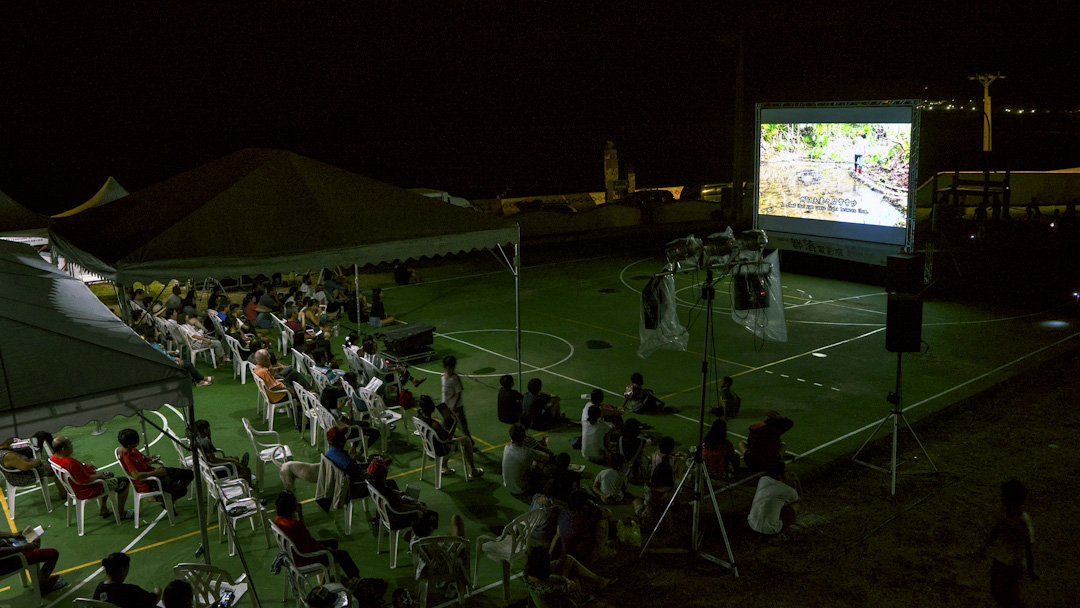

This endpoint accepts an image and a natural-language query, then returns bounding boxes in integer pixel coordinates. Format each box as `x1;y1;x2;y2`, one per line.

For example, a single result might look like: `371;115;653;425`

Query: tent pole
515;225;522;389
187;403;213;565
354;264;360;325
115;282;132;324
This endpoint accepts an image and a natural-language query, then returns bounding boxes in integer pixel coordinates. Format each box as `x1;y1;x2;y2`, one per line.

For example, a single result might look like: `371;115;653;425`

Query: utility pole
968;73;1005;151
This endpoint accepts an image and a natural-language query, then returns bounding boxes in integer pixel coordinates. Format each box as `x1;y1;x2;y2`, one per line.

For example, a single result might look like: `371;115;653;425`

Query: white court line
789;330;1080;463
45;511;167;608
383;252;624;289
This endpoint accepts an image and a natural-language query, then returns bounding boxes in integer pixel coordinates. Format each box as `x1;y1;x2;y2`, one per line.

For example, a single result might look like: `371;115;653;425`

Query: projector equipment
886;253;925;295
732;262;772;311
642;277;666;330
736;229;768;254
886;293;922;353
375;323;436;363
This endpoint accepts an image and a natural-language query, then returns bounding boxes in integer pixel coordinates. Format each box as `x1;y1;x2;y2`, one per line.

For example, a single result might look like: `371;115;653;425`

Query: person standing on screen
853;132;867;175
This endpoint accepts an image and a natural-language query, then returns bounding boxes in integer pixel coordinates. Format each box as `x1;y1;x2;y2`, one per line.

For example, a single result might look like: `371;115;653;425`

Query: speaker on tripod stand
885;254;924;353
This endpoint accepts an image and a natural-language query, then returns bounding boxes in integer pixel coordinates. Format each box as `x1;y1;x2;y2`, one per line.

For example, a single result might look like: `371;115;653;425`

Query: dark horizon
3;2;1079;214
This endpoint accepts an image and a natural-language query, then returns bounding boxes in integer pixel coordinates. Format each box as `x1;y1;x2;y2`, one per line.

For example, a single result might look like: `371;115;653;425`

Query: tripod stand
852;351;938;495
639;267;739;576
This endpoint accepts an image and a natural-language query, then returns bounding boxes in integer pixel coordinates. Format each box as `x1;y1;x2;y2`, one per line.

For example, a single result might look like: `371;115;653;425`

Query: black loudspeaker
886;293;923;352
732;273;770;310
886;253;924;295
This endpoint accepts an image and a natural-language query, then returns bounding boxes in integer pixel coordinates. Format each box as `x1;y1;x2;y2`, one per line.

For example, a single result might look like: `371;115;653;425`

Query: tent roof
51;149;518;283
0;188;52;237
0;239;192;438
52;176;130;218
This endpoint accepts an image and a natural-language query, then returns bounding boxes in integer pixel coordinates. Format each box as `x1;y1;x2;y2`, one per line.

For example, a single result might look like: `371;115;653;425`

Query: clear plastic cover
637;271;689;358
729;250;788;342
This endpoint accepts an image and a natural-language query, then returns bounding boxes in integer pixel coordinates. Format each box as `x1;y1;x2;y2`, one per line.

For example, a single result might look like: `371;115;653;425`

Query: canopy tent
0;188;52;238
49;148;519;284
51;176;130;218
0;238;193;438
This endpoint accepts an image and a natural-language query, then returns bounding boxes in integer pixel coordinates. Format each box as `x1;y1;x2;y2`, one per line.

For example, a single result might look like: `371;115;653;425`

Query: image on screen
758;122;911;229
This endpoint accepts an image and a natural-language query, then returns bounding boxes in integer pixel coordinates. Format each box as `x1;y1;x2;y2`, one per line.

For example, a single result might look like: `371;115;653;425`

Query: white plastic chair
366;481;416;569
271;314;293;355
224;335;248;384
291;349;314;389
47;460;121;536
209;313;228;340
241;417;292;493
0;551;39;605
411;536;472;608
293;383;322;447
342;346;366;380
114;447;175;528
472;509;547;601
178;324;219;368
0;460;53;518
269;522;337;608
359;356;401;396
252;370;297;433
173;563;249;608
202;466;271;556
362;391;403;453
413;417;469;490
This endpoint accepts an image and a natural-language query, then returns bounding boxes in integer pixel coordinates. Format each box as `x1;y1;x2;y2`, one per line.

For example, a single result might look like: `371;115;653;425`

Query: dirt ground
584;346;1080;608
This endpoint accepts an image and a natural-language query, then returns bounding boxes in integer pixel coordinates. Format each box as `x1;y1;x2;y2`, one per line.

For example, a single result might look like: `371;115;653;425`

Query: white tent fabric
0;239;192;437
49;149;519;284
51;176;130;218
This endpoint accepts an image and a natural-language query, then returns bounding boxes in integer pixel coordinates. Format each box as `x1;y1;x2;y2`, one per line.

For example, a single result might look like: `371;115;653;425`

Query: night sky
3;2;1079;215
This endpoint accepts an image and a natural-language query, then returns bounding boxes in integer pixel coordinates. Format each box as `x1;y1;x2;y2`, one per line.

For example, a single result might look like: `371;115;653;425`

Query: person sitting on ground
93;552;160;608
622;372;668;414
739;410;795;471
523;378;566;430
415;396;484;478
581;405;614;463
50;436;132;520
502;423;550;495
747;461;800;541
529;479;564;548
0;526;66;596
164;285;183;314
161;579;193;608
713;375;742;418
497;374;524;424
581;388;625;429
273;492;362;589
193;420;252;484
518;413;552;454
117;428;193;509
392;260;419;286
523;546;611;608
368;288;397;326
0;436;65;502
140;326;213;386
650;436;687;480
366;460;438;539
701;419;739;479
592;453;627;505
634;462;675;532
542;452;582;492
552;489;606;565
175;312;226;363
617;419;651;484
977;479;1039;607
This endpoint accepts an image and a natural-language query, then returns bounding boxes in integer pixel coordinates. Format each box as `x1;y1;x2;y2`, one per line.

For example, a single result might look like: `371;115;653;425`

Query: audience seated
194;420;252;483
161;579;193;608
522;378;566;430
164;286;183;314
649;436;686;480
364;338;425;388
117;428;194;509
739;411;794;471
50;436;132;520
93;552;161;608
580;406;614;463
634;462;675;532
497;374;524;424
175;312;226;363
367;461;438;539
253;349;304;425
517;414;552;455
581;389;624;429
552;489;606;564
747;461;800;541
502;424;549;495
0;527;66;595
0;436;64;502
616;419;651;484
273;491;362;588
701;420;739;479
141;326;213;386
622;372;667;414
368;288;396;326
415;396;483;478
523;546;610;608
223;317;255;359
592;454;627;505
322;427;371;503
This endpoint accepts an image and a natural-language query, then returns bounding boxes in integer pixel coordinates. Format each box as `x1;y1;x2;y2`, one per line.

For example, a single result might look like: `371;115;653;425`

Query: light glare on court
1038;320;1069;329
812;352;828;357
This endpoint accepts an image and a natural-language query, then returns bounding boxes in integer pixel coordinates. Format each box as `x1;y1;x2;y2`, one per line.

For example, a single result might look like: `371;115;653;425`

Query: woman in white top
441;356;472;446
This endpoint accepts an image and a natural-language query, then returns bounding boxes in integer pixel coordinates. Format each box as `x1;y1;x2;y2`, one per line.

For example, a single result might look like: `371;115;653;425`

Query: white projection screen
754;102;919;263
